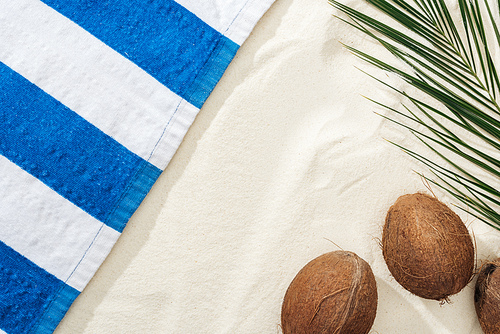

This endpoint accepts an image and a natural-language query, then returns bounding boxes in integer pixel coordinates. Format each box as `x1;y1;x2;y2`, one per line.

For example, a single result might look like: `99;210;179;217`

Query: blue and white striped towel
0;1;274;332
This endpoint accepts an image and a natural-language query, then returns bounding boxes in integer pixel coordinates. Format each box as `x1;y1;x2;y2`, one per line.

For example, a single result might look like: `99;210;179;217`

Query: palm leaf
329;0;500;230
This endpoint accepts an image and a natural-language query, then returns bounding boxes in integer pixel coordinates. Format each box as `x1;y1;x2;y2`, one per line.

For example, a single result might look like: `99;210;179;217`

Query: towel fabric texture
0;1;275;333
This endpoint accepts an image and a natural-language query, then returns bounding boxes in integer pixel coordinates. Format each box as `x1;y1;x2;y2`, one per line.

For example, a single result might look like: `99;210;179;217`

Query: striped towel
0;1;274;333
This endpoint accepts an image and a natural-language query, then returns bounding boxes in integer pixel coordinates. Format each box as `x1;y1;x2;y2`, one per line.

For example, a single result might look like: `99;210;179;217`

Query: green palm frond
329;0;500;230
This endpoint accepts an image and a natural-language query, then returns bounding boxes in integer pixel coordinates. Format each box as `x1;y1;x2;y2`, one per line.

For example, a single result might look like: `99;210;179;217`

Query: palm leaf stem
378;101;500;175
329;0;500;228
352;19;495;108
332;0;500;113
391;141;500;225
345;44;500;137
424;173;500;230
409;136;500;223
361;68;500;153
378;106;500;179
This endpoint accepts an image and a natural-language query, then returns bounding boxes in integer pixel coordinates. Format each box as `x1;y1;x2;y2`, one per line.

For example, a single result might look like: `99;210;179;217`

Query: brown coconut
281;251;377;334
382;193;474;301
474;258;500;334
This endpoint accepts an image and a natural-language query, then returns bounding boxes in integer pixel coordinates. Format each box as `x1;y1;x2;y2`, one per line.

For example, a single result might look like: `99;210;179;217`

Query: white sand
55;0;500;333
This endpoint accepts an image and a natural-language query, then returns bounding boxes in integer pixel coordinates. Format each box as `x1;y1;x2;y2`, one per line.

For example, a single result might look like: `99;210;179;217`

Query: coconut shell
382;193;474;301
475;258;500;334
281;251;377;334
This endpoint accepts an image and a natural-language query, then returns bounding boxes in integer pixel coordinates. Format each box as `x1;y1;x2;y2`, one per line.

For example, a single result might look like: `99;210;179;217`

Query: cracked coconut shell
382;193;474;301
281;251;377;334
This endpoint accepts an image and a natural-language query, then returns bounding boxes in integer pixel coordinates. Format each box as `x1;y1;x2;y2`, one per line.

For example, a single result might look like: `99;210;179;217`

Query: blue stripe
40;0;239;108
30;284;79;334
106;161;162;232
0;61;161;232
185;36;240;108
0;241;79;334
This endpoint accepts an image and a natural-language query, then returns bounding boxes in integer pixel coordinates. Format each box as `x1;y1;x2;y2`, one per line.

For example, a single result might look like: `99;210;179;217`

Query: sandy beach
55;0;500;332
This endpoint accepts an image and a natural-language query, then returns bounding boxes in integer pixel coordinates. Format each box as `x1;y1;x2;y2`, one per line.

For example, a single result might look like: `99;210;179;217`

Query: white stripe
0;0;193;170
0;157;121;292
147;99;200;168
223;0;276;45
175;0;275;45
65;223;120;290
175;0;245;41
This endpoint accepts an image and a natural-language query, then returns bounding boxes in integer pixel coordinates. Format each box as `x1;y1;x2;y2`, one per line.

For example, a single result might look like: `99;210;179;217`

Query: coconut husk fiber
475;258;500;334
382;193;474;301
281;251;377;334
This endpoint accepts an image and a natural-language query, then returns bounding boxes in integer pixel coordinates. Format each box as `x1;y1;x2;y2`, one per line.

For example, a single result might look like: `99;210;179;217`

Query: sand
55;0;500;332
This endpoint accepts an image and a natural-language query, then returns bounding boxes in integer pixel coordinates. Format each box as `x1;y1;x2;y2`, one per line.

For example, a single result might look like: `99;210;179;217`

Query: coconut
382;193;474;301
474;258;500;334
281;251;377;334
